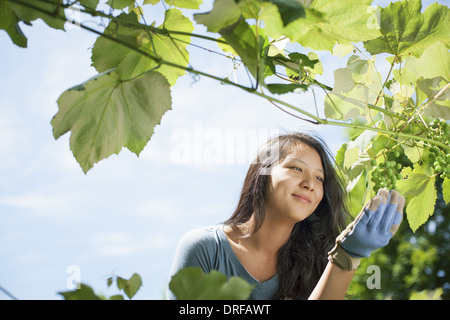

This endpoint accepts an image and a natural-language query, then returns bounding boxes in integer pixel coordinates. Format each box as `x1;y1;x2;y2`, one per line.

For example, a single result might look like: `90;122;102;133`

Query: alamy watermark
170;121;281;170
66;265;81;290
366;5;381;30
366;265;381;290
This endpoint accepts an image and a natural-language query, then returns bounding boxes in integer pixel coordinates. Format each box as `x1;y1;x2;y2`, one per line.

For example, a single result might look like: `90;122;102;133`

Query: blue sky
0;0;438;300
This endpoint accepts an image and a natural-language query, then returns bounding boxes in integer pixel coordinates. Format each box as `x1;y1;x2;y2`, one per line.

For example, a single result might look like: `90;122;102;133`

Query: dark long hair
224;131;351;300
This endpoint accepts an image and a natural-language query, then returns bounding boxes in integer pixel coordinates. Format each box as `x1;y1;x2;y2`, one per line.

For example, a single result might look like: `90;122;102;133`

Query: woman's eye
291;167;302;172
316;176;324;182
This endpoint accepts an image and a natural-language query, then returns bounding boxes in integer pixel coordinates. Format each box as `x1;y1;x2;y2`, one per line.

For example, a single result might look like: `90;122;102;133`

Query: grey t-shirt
166;224;279;300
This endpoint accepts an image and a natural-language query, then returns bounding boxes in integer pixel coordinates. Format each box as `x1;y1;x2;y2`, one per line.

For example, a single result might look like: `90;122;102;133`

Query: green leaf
335;142;346;168
265;83;308;94
144;0;160;5
218;19;263;82
363;0;450;58
410;288;443;300
51;70;172;173
163;0;203;9
403;143;422;164
324;55;382;121
338;131;376;193
281;0;380;51
396;165;437;232
58;284;102;300
194;0;241;33
169;266;255;300
91;9;193;85
106;0;135;10
261;0;305;27
78;0;100;9
116;273;142;299
348;168;372;217
272;52;322;82
402;42;450;93
371;133;391;155
443;177;450;205
410;42;450;82
0;0;27;47
259;2;324;41
332;44;355;58
91;12;143;80
212;0;307;31
8;0;66;30
417;77;450;119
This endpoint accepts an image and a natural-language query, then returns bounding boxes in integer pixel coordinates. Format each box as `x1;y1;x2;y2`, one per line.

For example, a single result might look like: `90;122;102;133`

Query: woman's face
264;142;324;224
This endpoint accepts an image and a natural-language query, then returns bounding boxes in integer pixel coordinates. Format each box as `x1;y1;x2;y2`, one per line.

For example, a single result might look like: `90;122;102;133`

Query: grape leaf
0;0;27;47
194;0;241;33
363;0;450;58
219;19;269;82
443;178;450;205
281;0;380;51
412;42;450;82
324;55;382;121
106;0;134;10
59;284;102;300
169;266;255;300
265;83;308;94
116;273;142;299
418;77;450;119
51;70;172;173
91;9;193;85
163;0;203;9
259;1;324;41
338;130;376;194
272;52;322;81
91;12;145;80
144;0;160;5
252;0;305;26
195;0;309;38
8;0;66;30
396;165;437;232
78;0;100;9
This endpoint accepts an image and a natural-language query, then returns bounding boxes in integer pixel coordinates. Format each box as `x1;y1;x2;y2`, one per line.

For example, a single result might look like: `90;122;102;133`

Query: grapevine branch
9;0;450;151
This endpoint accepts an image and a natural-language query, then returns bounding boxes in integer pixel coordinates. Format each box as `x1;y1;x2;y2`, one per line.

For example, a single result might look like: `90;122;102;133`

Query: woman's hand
328;188;405;271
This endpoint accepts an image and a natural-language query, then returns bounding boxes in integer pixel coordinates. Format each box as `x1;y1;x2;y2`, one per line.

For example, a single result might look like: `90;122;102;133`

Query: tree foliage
59;272;143;300
169;266;255;299
1;0;449;299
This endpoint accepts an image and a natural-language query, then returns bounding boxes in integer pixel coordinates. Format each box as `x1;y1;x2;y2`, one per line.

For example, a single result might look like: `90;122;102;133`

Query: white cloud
135;198;179;223
93;232;139;257
0;194;64;210
12;252;46;264
92;231;173;257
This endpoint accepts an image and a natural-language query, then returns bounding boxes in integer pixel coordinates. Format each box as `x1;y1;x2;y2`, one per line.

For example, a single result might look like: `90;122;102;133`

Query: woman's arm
308;261;356;300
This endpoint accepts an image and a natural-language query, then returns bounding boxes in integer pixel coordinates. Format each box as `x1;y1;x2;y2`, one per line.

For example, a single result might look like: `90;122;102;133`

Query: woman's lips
292;194;311;203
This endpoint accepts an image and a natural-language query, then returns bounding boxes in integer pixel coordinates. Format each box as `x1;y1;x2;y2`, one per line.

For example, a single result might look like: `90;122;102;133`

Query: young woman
167;132;405;300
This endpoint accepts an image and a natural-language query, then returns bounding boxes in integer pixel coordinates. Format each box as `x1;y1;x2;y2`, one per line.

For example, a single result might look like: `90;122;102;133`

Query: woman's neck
228;212;295;257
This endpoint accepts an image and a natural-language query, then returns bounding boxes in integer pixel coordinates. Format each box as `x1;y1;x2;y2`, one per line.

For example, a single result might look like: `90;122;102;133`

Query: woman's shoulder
178;224;226;250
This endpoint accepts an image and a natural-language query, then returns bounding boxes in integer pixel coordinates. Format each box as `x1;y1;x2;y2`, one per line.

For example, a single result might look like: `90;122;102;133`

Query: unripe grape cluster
370;150;403;192
427;119;450;179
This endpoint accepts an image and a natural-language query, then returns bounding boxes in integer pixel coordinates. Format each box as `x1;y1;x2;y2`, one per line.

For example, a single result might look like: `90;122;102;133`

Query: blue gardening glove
328;188;405;271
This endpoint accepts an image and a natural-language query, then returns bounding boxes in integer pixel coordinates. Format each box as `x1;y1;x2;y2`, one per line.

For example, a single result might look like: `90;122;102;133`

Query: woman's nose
300;177;313;190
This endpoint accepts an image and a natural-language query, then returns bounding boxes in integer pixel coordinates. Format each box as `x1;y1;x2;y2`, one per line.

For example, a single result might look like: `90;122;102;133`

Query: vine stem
250;91;449;150
9;0;450;151
407;82;450;125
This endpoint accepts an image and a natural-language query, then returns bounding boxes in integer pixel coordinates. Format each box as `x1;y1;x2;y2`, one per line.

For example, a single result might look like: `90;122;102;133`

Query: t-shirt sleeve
166;227;217;299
